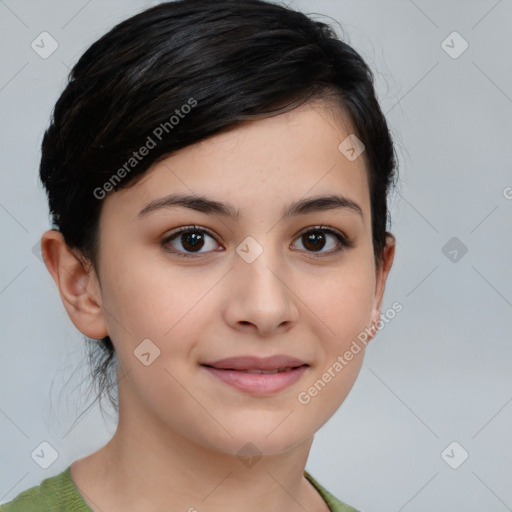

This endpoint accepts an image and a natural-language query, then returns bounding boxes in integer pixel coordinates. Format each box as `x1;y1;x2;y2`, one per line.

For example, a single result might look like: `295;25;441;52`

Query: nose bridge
236;233;287;298
226;233;297;331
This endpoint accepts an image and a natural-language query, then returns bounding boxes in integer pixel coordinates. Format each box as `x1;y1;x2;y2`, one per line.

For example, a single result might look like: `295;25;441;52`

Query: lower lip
202;365;308;395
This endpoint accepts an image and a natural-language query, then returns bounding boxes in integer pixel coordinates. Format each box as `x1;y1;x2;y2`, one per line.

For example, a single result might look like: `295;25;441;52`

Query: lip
201;355;309;395
202;355;307;371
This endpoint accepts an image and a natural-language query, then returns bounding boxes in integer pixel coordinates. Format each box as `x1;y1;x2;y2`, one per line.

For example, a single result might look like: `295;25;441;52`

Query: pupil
182;232;204;251
304;232;325;251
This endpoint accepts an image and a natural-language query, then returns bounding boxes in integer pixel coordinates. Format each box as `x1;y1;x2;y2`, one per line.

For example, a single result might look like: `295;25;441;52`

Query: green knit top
0;466;360;512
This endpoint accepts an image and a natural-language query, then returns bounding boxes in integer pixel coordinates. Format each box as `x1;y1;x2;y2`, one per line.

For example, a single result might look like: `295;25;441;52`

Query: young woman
1;1;397;510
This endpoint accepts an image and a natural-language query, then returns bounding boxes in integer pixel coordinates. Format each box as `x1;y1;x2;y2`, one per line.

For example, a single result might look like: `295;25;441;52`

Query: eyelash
161;224;354;258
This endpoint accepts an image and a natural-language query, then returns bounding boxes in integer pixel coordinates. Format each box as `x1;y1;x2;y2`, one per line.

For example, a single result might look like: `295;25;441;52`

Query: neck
70;380;327;512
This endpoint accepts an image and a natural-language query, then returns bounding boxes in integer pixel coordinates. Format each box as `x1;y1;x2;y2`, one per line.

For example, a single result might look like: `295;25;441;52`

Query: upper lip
202;355;308;371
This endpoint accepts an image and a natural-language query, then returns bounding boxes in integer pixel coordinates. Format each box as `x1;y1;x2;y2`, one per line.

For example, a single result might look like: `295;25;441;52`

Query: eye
161;225;222;257
161;224;353;258
291;226;353;256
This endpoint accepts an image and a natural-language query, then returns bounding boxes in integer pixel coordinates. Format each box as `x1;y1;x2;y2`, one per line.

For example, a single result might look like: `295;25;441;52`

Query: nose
222;242;299;337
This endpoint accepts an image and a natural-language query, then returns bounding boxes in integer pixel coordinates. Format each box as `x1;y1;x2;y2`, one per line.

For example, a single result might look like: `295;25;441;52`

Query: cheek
99;249;216;343
293;355;363;441
293;269;374;427
302;260;376;345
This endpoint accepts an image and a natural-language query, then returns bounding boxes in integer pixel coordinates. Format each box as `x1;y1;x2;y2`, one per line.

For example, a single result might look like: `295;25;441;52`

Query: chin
195;418;314;459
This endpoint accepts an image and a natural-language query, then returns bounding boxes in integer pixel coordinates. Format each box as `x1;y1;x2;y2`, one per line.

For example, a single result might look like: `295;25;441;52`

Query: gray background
1;0;511;510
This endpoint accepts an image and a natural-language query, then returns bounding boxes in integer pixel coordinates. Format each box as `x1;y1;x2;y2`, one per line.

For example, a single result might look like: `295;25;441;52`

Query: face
79;100;393;456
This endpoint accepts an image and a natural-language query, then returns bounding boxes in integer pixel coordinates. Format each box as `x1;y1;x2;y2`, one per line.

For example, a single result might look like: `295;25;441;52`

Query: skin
41;99;395;512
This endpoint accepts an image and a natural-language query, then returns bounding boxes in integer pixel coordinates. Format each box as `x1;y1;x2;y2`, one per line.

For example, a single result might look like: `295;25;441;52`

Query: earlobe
40;229;109;340
368;233;396;339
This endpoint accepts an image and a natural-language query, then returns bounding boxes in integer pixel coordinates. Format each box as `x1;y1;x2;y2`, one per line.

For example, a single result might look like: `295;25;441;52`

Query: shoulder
1;466;359;512
304;471;362;512
0;466;90;512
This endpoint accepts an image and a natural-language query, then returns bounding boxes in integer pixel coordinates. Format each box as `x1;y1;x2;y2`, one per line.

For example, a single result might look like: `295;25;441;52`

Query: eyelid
171;224;218;239
295;224;350;242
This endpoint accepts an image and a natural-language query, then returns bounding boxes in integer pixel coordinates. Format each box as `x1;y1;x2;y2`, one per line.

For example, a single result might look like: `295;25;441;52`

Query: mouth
201;355;309;395
226;367;299;374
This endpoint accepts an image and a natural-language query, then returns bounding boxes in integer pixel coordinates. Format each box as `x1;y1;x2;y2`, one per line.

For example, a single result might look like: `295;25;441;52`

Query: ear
40;229;109;340
368;233;396;340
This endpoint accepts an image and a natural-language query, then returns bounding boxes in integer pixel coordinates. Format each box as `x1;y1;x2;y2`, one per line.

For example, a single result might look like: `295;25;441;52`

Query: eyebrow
136;193;363;222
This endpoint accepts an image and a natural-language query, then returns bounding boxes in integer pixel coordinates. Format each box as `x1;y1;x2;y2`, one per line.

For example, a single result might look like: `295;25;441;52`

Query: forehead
101;100;370;224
